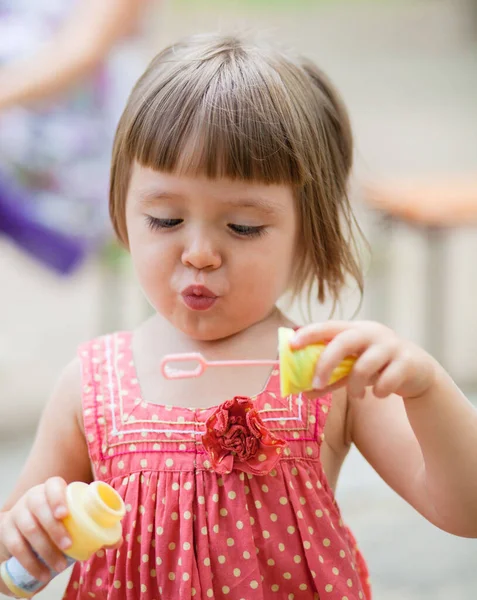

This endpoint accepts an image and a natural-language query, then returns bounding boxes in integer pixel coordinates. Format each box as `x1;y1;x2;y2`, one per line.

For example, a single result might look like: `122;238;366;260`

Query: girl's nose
181;233;222;271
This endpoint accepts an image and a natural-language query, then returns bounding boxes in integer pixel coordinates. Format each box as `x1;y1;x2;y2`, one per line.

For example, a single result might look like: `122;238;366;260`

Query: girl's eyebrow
138;191;183;205
222;197;283;215
139;191;282;214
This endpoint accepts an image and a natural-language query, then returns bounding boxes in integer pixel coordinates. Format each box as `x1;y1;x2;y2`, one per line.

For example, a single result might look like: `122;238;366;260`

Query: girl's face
126;163;298;340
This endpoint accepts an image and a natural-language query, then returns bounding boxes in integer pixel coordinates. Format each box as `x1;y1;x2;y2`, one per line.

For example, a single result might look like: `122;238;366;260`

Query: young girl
1;33;477;600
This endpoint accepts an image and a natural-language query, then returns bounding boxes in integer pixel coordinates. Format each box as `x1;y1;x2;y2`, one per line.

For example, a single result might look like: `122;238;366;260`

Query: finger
291;321;352;349
372;360;407;398
25;497;70;573
312;329;370;389
43;478;71;551
44;477;69;520
3;520;51;583
34;502;71;557
307;374;350;397
346;345;393;399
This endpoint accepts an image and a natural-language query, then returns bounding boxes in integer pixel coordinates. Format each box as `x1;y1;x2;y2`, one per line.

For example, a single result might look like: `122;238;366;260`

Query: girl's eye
228;224;266;238
146;216;183;231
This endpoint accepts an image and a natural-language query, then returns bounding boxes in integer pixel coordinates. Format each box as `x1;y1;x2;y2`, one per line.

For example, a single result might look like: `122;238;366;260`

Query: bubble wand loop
161;353;279;380
161;328;357;396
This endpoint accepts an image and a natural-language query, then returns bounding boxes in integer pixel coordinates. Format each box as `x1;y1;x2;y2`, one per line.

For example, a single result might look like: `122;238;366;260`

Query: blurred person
1;32;477;600
0;0;149;274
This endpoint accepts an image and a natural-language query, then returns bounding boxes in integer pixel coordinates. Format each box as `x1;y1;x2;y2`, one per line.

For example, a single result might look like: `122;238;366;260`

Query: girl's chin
175;315;244;342
180;324;235;342
154;302;271;342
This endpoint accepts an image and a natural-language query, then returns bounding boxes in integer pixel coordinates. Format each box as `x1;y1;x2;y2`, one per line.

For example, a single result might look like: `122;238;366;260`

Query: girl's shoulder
1;355;91;509
45;355;84;435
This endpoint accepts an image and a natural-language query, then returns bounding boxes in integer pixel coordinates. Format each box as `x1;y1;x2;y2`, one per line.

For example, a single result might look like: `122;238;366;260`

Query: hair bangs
127;52;307;186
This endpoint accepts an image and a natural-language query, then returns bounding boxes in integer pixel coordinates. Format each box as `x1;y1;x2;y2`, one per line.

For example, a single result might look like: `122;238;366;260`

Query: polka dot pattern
64;333;371;600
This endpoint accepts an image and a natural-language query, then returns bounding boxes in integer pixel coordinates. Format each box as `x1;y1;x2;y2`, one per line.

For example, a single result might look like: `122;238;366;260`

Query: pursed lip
181;285;218;299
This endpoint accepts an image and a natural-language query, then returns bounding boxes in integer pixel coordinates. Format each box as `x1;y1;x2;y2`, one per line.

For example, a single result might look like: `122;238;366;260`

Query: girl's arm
0;358;92;513
0;0;146;110
0;358;92;587
349;367;477;537
292;321;477;537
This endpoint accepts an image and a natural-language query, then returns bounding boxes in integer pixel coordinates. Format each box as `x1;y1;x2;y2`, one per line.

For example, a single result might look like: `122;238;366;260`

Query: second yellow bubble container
0;481;125;598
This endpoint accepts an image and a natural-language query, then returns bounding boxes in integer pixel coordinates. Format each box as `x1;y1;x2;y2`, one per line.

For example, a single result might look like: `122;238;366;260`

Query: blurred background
1;0;476;598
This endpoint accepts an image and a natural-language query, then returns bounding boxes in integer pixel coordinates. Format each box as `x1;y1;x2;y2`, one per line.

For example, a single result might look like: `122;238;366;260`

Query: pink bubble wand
160;328;356;396
161;353;279;380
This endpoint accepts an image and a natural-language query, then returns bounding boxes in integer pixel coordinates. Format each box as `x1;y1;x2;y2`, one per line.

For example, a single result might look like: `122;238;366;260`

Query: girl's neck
136;306;294;362
130;307;296;409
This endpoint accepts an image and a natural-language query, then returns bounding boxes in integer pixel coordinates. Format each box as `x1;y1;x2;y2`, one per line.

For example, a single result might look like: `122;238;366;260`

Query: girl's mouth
181;285;218;311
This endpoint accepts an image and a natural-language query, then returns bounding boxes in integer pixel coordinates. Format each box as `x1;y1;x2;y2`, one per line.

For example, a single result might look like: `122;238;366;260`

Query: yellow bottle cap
63;481;125;561
278;327;355;396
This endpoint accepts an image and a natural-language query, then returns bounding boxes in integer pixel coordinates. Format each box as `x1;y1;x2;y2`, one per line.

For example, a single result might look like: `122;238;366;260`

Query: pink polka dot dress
63;332;371;599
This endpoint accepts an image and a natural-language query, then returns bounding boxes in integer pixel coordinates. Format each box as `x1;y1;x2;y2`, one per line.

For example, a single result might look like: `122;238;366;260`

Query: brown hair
110;33;364;309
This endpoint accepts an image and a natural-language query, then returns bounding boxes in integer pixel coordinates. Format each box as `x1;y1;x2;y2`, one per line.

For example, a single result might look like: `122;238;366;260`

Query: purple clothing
0;0;114;273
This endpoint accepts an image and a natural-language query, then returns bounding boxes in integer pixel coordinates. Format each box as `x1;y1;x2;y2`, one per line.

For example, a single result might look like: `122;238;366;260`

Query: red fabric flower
202;397;287;475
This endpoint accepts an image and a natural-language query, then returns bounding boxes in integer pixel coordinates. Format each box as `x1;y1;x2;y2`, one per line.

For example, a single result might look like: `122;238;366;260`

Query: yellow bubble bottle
0;481;125;598
278;327;355;396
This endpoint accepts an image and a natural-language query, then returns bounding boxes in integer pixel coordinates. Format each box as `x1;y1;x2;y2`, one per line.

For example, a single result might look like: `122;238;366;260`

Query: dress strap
78;333;131;474
263;370;332;451
78;336;106;471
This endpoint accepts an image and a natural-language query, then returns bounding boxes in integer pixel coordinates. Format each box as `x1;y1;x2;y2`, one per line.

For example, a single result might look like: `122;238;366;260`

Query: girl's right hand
0;477;72;583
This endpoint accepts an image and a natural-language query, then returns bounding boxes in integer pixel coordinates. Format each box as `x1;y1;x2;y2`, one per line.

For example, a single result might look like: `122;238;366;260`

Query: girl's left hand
291;321;438;400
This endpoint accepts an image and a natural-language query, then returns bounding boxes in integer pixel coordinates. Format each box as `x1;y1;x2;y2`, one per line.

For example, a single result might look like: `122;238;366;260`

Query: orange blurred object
361;175;477;386
363;177;477;227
